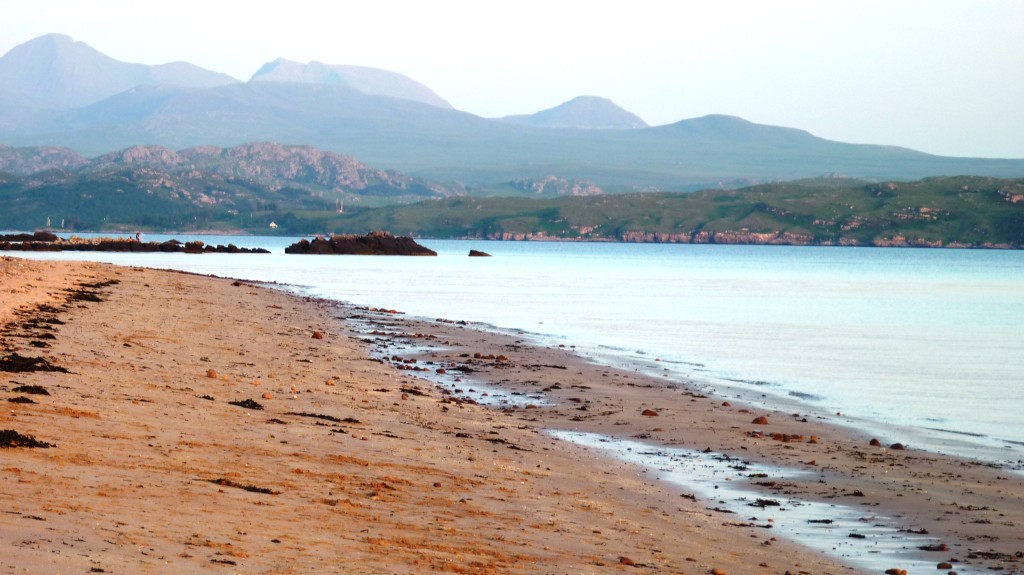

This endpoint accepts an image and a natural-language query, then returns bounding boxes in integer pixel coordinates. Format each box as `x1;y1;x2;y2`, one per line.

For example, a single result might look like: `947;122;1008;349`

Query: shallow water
550;431;988;575
14;233;1024;465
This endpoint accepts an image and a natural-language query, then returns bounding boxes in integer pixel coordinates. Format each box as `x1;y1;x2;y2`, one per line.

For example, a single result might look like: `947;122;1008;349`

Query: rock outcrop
0;236;269;254
284;231;436;256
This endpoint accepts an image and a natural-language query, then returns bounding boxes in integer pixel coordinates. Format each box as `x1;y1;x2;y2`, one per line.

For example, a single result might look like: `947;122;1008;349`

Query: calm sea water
13;234;1024;465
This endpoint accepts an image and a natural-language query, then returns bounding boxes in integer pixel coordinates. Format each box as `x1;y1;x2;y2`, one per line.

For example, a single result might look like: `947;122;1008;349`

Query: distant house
269;221;279;229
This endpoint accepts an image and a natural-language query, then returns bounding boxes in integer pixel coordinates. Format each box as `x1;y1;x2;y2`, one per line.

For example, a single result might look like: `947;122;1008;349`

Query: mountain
499;96;648;129
250;58;451;108
0;33;238;108
1;34;1023;193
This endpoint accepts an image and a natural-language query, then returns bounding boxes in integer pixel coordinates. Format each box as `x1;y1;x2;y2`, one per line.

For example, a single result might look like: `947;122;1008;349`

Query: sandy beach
2;256;1022;575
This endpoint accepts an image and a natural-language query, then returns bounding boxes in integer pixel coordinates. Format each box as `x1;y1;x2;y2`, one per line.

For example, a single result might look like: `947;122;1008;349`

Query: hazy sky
2;0;1022;158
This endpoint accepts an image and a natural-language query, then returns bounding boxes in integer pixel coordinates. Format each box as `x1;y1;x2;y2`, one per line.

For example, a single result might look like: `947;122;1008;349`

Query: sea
11;233;1024;468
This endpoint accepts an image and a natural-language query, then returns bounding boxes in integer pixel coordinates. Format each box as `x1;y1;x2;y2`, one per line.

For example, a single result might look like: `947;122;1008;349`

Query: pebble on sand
751;416;769;425
641;409;659;417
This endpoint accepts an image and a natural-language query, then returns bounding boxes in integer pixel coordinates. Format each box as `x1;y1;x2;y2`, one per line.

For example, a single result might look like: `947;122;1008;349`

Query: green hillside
283;176;1024;248
3;171;1021;249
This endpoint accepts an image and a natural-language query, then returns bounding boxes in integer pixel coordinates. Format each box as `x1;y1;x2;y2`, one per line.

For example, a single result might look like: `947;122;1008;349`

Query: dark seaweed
228;399;264;410
0;354;68;373
285;411;342;423
209;478;278;495
0;429;54;448
11;384;49;395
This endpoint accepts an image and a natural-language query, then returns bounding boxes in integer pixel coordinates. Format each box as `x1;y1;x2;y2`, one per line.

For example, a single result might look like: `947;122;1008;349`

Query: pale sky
2;0;1023;158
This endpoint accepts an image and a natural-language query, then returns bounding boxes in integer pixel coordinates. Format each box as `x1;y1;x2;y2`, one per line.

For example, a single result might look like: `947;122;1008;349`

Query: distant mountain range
1;33;1023;192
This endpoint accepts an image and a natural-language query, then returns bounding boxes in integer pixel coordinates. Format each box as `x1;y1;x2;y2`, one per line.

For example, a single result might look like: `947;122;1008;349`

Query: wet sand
1;257;1021;574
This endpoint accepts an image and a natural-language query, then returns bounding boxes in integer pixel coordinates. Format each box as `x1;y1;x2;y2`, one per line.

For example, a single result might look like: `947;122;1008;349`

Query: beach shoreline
2;257;1021;574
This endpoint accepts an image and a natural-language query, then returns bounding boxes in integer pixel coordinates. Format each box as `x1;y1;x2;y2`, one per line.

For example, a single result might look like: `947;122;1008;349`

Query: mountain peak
0;34;237;108
249;59;451;109
500;96;648;130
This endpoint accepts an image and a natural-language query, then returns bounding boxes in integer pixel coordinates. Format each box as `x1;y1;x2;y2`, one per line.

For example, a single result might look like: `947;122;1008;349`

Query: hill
0;142;462;231
3;154;1020;249
499;96;648;129
284;176;1024;249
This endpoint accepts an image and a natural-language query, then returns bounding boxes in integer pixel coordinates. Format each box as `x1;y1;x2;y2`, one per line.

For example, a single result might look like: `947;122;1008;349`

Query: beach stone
710;568;727;575
206;368;218;378
938;562;953;569
885;569;907;575
751;416;769;425
261;392;273;400
641;409;659;417
890;442;906;450
618;556;635;566
311;331;324;340
869;438;882;446
468;249;491;257
721;401;731;407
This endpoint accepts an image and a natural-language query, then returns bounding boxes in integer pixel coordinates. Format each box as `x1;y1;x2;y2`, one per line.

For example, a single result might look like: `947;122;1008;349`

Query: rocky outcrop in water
0;236;269;253
284;231;436;256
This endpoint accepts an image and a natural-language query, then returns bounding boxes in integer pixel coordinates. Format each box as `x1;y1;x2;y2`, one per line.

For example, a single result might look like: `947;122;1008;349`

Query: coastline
2;257;1022;574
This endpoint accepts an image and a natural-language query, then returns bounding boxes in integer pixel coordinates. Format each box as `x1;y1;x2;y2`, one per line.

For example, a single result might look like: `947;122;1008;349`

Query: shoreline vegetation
1;256;1022;574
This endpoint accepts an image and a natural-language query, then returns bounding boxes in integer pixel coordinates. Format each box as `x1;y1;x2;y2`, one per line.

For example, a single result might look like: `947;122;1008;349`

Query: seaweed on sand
0;354;68;373
0;429;54;448
285;412;342;423
11;384;49;395
228;399;264;410
208;478;279;495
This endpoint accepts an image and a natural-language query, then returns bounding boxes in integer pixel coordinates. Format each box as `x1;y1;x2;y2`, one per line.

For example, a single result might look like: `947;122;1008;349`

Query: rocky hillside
0;142;463;232
82;142;455;197
0;144;88;173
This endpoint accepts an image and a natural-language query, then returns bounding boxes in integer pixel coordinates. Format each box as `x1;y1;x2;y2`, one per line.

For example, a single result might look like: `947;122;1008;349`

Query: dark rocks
751;415;769;425
0;231;58;242
0;237;270;253
869;438;882;446
890;442;906;450
468;249;492;257
284;231;437;256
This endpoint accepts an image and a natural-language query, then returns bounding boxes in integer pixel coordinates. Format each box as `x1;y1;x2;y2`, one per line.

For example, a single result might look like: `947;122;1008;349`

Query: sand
1;256;1021;575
